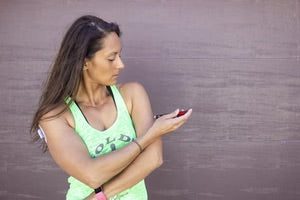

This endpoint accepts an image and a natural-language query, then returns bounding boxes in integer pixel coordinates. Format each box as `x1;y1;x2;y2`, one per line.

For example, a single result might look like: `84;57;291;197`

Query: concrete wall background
0;0;299;199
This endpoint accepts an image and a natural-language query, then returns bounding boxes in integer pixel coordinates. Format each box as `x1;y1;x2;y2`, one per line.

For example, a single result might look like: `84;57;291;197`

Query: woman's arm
85;82;192;199
103;139;162;198
39;114;142;189
102;82;163;198
85;139;162;200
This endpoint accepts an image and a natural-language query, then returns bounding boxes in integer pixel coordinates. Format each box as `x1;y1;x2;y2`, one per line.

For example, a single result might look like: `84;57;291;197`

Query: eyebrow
107;52;118;57
106;48;122;57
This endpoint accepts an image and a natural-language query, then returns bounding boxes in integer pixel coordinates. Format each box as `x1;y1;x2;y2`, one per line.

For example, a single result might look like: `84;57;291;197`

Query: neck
76;79;109;107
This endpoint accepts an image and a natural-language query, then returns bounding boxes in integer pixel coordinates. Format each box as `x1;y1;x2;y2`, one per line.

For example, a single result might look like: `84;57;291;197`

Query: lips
112;74;119;78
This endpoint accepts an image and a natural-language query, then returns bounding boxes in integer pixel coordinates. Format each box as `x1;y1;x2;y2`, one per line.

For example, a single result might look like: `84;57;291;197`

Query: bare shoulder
117;82;147;97
116;82;149;114
40;103;74;129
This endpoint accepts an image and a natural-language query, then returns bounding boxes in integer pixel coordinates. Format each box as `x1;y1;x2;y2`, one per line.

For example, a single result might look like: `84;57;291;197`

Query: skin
39;32;192;199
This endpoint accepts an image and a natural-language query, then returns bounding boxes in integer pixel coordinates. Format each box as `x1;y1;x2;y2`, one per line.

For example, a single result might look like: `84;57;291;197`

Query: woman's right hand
149;108;193;137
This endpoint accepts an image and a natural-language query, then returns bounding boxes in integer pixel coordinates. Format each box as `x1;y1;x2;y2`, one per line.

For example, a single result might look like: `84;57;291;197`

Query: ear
83;59;89;70
83;64;88;71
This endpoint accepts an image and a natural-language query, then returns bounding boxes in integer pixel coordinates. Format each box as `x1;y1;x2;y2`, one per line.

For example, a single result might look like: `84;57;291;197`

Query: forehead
100;32;121;56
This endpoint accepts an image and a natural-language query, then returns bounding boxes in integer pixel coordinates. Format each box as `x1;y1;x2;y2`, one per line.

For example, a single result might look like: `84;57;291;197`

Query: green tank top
65;85;148;200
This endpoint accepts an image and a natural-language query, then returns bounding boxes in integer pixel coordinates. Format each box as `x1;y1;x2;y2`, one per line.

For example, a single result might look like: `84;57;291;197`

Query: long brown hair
30;15;121;151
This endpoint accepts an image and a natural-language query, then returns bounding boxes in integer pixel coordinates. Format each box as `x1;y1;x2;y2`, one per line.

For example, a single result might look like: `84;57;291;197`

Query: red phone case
176;110;187;117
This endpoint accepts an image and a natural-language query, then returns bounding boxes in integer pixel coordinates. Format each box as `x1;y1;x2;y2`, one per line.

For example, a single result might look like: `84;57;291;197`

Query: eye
108;58;115;62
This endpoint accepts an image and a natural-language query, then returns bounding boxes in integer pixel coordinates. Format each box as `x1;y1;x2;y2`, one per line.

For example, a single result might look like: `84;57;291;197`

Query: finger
184;108;193;118
180;108;192;119
171;116;190;131
172;109;193;123
162;108;179;119
169;109;192;129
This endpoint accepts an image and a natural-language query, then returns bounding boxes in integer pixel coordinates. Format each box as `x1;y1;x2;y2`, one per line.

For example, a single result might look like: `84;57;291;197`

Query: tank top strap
64;97;90;132
109;85;131;115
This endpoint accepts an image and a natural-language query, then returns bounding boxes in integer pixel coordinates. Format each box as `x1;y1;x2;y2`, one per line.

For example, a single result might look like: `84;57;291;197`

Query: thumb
163;108;179;119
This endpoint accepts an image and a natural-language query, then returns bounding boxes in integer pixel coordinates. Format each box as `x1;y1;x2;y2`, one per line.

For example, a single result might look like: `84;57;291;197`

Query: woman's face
84;32;124;86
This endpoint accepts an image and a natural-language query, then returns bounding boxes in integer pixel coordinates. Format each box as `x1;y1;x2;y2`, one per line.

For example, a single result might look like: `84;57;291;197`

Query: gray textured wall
1;0;300;199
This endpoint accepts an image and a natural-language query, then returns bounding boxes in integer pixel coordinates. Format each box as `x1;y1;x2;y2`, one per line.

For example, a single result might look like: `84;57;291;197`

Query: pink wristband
96;191;107;200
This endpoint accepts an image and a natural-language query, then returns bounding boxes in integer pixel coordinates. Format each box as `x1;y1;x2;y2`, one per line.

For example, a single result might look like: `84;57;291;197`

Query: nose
116;56;125;69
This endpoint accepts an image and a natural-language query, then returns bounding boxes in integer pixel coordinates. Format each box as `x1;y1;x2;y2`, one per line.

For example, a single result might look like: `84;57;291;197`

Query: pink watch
94;186;107;200
95;191;107;200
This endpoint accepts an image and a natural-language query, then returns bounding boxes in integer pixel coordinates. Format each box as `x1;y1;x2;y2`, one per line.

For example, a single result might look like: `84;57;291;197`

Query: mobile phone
154;109;188;119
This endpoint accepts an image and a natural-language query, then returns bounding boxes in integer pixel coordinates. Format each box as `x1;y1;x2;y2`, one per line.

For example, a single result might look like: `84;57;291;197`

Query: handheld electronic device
154;109;188;119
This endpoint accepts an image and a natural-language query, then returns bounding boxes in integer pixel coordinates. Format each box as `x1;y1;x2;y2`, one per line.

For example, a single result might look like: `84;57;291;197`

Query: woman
30;15;192;200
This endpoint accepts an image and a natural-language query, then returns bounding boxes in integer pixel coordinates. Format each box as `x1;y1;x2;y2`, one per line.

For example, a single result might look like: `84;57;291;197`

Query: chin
107;80;117;86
